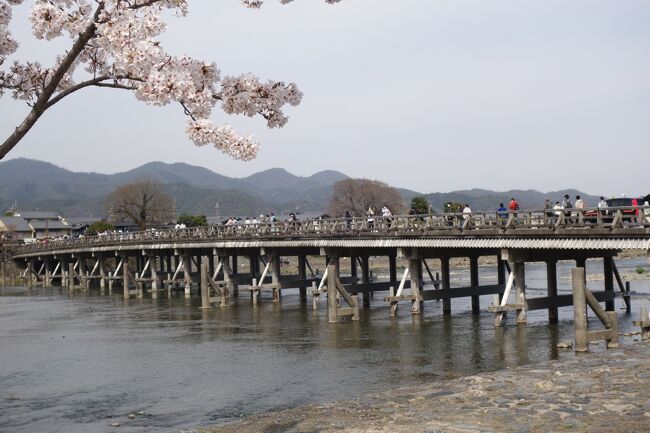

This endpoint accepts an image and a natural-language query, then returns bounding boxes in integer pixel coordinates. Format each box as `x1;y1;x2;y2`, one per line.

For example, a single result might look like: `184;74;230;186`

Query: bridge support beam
603;256;615;312
79;256;88;292
361;256;370;308
409;257;423;314
27;259;33;290
497;255;506;304
231;255;239;297
183;252;192;298
389;254;397;299
98;256;106;294
327;256;340;323
271;254;281;302
150;255;160;299
546;260;558;324
441;257;451;315
298;255;307;302
68;262;75;292
470;256;480;315
123;258;130;299
514;262;526;324
44;258;51;288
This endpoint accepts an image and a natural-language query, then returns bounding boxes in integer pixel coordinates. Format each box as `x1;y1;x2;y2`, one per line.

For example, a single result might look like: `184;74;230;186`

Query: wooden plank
384;294;417;302
526;290;615;311
587;329;618;342
421;284;505;301
338;307;355;317
345;280;411;294
487;303;524;312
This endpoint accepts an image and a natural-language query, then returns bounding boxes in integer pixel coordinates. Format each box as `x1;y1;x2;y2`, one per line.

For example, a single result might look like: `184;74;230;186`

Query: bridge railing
12;206;650;253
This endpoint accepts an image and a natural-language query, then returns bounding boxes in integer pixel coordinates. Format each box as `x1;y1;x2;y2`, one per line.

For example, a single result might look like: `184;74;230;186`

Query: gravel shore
201;341;650;433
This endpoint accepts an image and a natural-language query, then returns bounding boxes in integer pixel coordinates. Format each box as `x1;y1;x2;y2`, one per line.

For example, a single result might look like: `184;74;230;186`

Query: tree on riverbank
177;214;207;228
327;179;405;217
0;0;341;160
106;181;175;230
85;221;115;235
410;197;430;214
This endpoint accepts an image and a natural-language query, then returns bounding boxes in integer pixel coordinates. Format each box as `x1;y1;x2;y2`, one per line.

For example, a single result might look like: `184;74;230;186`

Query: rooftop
18;211;61;220
0;216;32;232
29;220;70;230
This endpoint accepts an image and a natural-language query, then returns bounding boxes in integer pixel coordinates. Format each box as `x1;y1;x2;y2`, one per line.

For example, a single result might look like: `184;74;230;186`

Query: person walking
381;204;392;228
562;194;573;222
553;201;563;224
497;202;508;224
544;199;554;222
508;197;519;212
345;210;352;230
508;197;519;224
462;203;472;226
367;206;375;230
632;198;639;223
575;195;585;222
598;196;608;209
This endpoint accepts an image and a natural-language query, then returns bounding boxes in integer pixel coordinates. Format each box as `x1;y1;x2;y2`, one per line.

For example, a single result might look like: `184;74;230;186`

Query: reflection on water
0;257;648;433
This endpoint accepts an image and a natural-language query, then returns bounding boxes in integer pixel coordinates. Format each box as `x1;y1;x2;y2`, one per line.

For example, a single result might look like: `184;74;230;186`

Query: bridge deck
10;209;650;259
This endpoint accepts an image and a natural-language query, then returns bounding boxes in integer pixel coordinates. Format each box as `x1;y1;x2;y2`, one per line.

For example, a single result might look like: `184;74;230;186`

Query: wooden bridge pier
490;249;628;331
386;249;504;318
324;251;360;323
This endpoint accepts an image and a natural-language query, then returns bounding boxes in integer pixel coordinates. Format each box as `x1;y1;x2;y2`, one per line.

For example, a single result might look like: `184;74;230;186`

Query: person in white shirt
381;205;392;228
367;206;375;230
597;196;608;209
462;204;472;221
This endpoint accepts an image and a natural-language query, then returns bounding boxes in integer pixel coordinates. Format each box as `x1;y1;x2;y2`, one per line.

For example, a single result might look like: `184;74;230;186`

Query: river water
1;257;649;433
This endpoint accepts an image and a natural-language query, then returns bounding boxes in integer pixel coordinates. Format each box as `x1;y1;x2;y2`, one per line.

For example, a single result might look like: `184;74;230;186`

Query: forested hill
0;158;601;218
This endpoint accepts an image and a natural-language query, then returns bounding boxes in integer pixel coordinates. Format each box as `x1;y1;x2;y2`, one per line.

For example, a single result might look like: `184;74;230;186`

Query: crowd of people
458;194;650;224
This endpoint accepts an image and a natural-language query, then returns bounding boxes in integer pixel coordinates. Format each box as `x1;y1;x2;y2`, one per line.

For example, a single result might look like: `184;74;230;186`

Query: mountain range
0;158;602;218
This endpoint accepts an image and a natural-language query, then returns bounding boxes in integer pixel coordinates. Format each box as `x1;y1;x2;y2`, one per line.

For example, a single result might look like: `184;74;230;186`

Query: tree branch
0;3;105;160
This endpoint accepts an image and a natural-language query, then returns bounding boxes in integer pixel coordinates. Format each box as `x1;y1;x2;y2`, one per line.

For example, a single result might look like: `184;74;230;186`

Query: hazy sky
1;1;649;196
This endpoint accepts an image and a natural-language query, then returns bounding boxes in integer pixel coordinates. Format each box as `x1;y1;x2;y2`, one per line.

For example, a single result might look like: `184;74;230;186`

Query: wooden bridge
5;208;650;349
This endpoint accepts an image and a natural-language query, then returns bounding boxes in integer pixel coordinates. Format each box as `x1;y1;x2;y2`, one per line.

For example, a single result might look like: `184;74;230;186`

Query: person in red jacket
508;198;520;212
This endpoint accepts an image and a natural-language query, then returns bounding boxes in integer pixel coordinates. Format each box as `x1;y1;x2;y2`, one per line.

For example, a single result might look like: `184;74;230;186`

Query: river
1;257;648;433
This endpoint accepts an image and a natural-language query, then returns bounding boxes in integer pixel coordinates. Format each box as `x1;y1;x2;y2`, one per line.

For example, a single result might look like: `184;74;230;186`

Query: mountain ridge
0;158;603;217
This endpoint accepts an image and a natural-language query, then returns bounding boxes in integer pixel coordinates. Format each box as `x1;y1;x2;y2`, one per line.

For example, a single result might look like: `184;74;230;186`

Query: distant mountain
0;158;602;218
0;158;349;217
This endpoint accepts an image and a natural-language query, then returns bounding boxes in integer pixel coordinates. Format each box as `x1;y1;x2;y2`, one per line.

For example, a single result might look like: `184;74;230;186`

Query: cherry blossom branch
0;0;341;161
0;3;104;159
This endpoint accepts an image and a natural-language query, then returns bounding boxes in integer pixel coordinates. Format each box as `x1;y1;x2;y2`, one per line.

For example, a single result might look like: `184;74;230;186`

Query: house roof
0;216;32;232
18;211;60;220
66;216;103;227
29;220;70;230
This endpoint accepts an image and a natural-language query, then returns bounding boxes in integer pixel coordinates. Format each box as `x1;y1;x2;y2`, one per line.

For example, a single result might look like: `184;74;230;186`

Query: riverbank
201;340;650;433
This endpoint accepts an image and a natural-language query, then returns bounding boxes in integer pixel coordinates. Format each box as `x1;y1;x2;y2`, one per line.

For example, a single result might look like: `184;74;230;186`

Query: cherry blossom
0;0;341;160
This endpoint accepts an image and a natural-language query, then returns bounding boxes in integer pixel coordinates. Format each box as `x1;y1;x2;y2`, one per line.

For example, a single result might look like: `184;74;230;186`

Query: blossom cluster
0;1;23;63
1;0;338;160
243;0;342;8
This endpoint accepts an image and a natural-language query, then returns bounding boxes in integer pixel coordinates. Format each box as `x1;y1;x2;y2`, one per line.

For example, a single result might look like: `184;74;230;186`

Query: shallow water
1;257;648;433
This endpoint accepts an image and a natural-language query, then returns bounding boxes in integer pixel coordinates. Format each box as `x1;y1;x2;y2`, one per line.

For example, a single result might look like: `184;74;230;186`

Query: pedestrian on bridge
367;206;375;230
497;203;508;224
